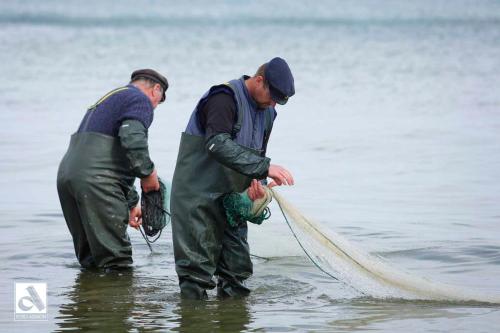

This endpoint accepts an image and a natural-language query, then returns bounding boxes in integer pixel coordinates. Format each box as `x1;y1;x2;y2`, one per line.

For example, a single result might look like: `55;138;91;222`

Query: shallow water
1;0;500;332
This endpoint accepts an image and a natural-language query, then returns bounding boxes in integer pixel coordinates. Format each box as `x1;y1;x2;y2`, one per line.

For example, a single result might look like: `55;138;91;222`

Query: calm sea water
1;0;500;332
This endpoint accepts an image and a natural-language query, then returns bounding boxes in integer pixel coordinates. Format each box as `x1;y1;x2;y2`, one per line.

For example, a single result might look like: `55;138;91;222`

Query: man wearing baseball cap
57;69;168;270
171;57;295;299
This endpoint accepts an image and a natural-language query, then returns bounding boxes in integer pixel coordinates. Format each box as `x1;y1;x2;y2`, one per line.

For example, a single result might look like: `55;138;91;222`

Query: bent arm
118;119;155;178
205;133;270;179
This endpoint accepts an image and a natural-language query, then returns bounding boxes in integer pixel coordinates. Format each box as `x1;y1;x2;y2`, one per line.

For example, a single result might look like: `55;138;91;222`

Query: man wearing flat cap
57;69;168;269
171;57;295;299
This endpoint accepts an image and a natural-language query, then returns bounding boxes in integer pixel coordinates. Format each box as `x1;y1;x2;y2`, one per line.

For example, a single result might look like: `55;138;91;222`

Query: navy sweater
77;84;154;136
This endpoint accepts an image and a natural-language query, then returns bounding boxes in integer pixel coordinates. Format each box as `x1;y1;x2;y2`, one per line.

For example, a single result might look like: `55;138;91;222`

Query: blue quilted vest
186;76;275;152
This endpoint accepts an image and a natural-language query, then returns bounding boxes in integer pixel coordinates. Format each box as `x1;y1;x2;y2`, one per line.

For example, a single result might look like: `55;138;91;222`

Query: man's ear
151;84;159;98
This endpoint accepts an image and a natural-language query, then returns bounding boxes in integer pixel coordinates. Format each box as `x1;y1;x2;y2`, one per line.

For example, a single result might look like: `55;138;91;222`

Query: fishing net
140;178;171;243
223;187;272;227
271;189;500;304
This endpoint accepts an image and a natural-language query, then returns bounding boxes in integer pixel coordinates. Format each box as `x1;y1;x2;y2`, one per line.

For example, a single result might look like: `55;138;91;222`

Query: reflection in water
54;268;252;332
172;298;252;333
55;269;136;332
326;298;473;332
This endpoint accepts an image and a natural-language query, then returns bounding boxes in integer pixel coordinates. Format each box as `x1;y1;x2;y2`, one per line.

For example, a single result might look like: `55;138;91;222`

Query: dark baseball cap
264;57;295;105
131;69;169;102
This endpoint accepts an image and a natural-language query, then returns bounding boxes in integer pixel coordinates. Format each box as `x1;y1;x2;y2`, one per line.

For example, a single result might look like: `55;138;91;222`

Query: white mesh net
271;189;500;304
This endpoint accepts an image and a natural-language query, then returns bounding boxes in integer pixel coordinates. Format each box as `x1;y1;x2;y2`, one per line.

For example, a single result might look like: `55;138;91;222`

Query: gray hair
130;77;161;90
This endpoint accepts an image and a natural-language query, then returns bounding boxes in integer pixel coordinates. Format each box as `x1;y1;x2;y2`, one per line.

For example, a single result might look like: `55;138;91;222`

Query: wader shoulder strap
264;108;274;134
262;108;275;155
87;86;129;111
80;86;129;133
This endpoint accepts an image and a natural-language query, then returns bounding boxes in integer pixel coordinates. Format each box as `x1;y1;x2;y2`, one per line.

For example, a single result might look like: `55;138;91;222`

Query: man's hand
141;168;160;193
129;205;142;229
267;164;294;188
247;179;266;201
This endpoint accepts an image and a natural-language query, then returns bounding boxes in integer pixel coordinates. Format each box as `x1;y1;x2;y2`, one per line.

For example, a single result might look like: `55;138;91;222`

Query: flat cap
131;69;169;102
264;57;295;105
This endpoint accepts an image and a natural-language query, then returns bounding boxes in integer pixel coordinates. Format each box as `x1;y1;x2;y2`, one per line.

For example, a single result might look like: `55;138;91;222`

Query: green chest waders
57;133;137;268
171;133;256;299
57;86;146;270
